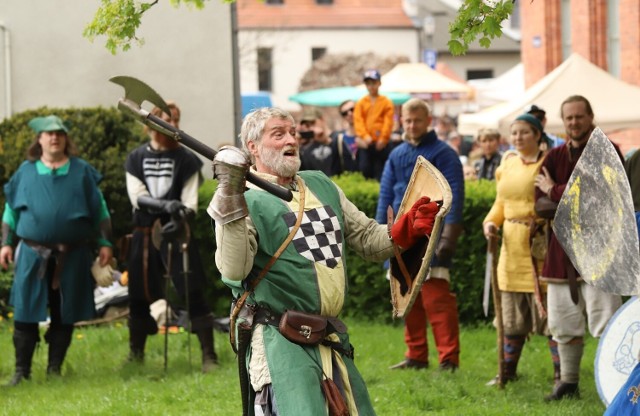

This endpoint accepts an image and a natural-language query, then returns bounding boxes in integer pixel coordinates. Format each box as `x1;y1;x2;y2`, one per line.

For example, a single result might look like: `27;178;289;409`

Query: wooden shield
390;156;452;318
553;127;640;295
595;296;640;406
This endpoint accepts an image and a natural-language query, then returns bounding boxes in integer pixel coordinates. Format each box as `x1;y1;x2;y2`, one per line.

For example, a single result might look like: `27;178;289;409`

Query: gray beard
259;143;300;178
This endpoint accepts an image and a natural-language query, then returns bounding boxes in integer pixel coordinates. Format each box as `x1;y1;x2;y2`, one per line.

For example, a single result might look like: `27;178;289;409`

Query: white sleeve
214;216;258;281
180;171;202;211
338;186;395;262
125;172;150;209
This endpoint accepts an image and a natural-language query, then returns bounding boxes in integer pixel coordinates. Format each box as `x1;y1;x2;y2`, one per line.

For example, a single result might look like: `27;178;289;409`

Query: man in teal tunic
209;107;439;415
0;115;113;385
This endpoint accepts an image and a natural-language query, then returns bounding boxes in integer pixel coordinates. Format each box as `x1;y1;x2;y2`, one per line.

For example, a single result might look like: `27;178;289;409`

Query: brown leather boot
486;361;518;386
544;382;579;401
486;335;524;386
389;359;428;370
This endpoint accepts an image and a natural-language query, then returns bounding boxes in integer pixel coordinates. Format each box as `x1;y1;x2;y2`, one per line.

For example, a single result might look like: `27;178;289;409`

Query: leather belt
254;307;281;327
23;239;76;290
565;259;580;305
506;217;534;225
253;308;353;359
253;308;348;335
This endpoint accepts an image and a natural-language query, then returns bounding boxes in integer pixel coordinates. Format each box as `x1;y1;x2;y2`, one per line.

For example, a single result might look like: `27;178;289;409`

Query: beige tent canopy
457;53;640;136
468;63;525;108
380;62;473;100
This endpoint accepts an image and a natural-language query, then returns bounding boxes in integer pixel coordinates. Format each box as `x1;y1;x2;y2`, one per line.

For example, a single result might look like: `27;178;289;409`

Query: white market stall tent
457;53;640;136
380;62;473;100
467;63;525;108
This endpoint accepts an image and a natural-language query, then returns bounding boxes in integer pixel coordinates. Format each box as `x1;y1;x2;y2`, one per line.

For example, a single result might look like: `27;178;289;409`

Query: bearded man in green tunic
0;115;113;385
209;107;439;416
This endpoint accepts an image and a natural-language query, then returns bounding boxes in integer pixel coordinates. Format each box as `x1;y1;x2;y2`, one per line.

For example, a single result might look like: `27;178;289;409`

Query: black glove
137;196;186;219
162;200;186;218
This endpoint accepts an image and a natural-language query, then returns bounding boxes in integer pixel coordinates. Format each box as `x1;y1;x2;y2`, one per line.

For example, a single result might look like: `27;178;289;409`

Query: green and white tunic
215;170;394;416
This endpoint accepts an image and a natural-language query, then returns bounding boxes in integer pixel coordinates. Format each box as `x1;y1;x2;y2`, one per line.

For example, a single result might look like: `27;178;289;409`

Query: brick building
236;0;520;111
520;0;640;153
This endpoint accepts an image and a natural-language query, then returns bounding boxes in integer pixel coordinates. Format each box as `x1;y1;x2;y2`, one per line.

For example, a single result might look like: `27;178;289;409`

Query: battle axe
110;76;293;202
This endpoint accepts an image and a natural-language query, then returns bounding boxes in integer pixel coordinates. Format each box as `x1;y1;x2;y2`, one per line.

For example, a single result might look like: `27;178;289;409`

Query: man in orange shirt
353;69;395;180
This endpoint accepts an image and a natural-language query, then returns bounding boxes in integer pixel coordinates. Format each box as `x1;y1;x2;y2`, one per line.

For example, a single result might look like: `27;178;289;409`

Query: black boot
191;314;218;373
45;325;73;377
544;382;579;401
128;316;158;362
8;326;39;386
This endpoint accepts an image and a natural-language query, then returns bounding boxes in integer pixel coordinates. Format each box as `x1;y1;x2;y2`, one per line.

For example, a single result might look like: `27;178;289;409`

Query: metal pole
163;241;172;373
229;2;242;145
182;242;192;371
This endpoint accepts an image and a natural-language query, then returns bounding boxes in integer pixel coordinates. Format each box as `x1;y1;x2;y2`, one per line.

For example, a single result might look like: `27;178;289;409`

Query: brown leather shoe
544;382;579;401
485;373;518;386
439;360;459;372
389;359;428;370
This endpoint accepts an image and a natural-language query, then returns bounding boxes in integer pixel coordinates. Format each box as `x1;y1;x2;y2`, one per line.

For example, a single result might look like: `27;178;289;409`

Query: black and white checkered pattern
283;205;343;268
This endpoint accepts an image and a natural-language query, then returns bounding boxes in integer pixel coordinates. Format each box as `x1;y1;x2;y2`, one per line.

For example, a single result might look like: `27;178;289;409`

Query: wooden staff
488;226;505;388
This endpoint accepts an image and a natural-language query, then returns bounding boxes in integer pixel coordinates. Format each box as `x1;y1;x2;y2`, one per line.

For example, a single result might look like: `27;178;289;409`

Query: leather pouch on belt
534;196;558;220
279;310;327;346
321;378;350;416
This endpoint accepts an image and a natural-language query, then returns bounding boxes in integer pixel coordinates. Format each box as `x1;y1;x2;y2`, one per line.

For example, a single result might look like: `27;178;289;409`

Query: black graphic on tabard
283;205;343;268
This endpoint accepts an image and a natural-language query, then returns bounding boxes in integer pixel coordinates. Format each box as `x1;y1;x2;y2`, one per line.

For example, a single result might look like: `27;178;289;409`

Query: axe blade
110;75;171;117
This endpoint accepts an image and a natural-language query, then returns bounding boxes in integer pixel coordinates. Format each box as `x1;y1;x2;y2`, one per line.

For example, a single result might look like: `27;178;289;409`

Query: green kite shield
390;156;452;318
553;127;640;295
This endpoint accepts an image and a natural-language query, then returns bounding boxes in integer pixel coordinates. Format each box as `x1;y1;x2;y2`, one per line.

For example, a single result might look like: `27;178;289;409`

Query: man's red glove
390;196;439;249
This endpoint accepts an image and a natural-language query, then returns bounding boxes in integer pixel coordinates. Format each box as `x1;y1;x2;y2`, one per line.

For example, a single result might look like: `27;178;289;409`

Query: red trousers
403;278;460;365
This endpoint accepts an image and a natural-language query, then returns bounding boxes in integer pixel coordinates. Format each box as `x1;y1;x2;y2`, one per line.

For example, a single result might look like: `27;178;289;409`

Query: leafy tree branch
85;0;519;56
448;0;517;56
84;0;213;54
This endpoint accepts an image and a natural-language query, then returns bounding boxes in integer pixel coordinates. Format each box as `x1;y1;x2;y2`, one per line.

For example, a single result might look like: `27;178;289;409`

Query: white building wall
446;54;522;80
0;0;236;150
239;29;420;111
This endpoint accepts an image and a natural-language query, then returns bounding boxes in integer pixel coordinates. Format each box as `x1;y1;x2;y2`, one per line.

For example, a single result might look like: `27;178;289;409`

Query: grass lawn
0;317;606;415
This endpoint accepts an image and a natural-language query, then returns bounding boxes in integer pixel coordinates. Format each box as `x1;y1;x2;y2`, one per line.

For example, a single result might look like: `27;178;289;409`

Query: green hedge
194;173;498;324
0;107;498;323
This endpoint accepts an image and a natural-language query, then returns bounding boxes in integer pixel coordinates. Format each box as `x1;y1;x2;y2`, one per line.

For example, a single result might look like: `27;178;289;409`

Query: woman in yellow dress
482;113;555;385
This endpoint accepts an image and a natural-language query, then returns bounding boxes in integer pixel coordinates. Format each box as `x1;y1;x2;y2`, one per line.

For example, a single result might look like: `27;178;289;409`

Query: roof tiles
237;0;415;29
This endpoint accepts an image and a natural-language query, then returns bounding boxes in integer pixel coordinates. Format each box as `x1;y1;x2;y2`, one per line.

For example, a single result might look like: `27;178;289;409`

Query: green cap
300;108;321;122
514;113;543;133
28;115;69;134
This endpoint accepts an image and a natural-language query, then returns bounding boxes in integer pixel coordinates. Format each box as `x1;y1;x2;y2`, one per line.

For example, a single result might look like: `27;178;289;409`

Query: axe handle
146;114;293;202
